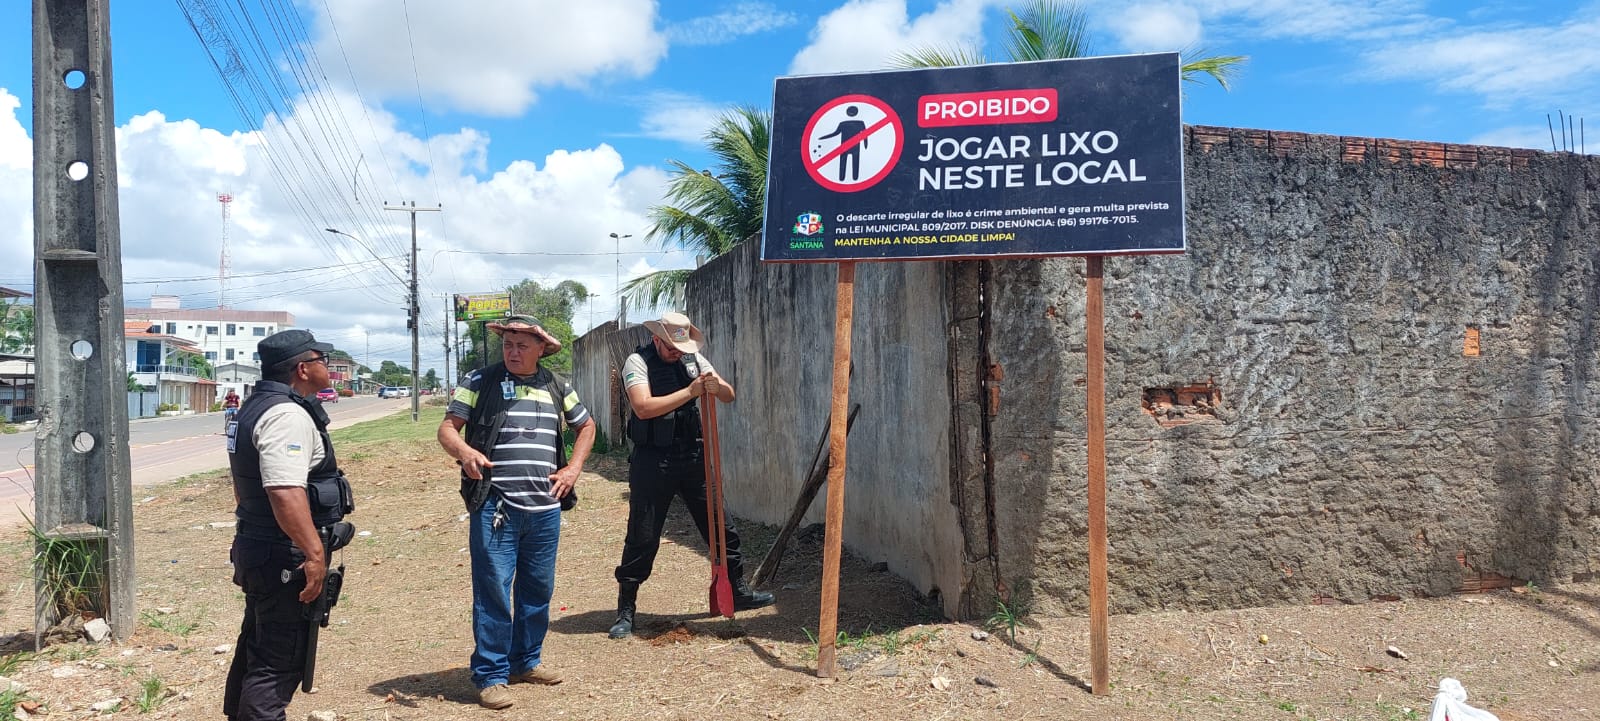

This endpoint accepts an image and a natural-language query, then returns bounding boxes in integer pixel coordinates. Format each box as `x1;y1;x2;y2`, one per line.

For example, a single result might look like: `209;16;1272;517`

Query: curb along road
0;397;411;529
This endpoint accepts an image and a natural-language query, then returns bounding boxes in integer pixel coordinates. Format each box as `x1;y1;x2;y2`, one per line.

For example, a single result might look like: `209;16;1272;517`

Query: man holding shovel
608;312;774;639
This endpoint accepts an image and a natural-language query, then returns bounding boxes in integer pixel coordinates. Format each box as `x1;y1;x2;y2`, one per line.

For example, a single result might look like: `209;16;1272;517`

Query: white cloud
0;89;30;293
311;0;669;117
789;0;998;75
636;92;727;145
0;86;675;368
1178;0;1437;42
668;2;801;46
1362;16;1600;108
1105;3;1204;51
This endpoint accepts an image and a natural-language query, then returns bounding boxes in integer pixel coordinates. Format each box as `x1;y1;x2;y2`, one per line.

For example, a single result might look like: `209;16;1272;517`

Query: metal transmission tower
31;0;136;643
383;201;441;422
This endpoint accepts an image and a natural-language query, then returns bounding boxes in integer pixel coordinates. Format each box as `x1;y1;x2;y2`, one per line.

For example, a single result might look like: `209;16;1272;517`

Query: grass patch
987;595;1031;643
329;406;446;446
0;651;31;675
0;688;28;718
1018;637;1042;668
800;625;941;661
140;608;204;637
49;644;100;662
135;675;171;713
169;468;229;489
1375;701;1420;721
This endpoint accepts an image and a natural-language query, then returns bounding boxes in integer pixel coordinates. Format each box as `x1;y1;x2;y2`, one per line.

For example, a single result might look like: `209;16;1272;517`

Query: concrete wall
570;321;619;446
685;244;966;607
571;320;653;450
960;127;1600;616
586;125;1599;620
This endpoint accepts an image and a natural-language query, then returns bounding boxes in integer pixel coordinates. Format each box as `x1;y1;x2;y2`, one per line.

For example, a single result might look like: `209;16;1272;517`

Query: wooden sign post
815;261;856;677
1085;256;1110;694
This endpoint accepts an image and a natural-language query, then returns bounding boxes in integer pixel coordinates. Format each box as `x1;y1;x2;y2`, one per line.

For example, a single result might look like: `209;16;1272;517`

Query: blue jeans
468;495;560;689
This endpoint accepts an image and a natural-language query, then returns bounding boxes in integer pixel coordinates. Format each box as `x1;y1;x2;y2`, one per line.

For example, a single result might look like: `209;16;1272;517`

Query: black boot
731;578;774;611
608;583;638;639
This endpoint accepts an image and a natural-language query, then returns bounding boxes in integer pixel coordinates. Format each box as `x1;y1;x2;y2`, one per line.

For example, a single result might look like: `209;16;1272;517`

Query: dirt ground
0;414;1596;720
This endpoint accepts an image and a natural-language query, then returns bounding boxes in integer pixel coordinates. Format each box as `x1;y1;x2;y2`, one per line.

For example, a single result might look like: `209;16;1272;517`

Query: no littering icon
802;94;903;193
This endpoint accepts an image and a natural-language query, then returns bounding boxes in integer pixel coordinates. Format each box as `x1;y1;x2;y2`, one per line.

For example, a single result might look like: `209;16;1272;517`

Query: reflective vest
228;380;353;543
625;343;702;448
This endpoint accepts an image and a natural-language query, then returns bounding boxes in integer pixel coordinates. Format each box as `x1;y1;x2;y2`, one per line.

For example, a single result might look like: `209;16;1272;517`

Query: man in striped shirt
437;315;595;710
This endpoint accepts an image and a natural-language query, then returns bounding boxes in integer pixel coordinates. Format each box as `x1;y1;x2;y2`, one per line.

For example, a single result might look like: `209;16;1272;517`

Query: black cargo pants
223;537;308;721
614;442;746;586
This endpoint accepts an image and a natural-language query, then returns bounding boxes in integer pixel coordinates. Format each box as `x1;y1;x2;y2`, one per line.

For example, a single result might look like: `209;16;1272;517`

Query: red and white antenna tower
216;192;232;379
217;192;232;310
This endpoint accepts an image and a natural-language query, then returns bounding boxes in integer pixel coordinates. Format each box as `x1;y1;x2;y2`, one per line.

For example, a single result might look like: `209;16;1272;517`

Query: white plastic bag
1427;678;1500;721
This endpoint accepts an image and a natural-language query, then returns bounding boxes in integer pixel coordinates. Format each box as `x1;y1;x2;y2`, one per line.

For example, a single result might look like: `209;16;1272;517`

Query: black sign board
762;53;1184;263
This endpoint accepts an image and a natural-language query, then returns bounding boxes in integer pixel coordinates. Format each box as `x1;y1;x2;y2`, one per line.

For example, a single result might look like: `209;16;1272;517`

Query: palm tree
624;106;770;313
894;0;1246;88
1;303;33;354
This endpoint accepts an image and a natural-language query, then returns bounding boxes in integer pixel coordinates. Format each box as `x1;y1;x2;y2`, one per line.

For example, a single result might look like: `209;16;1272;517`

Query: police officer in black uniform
223;330;354;721
608;312;773;639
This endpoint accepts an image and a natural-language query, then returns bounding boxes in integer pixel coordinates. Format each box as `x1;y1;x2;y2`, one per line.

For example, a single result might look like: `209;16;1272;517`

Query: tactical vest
457;363;576;513
229;381;354;543
626;343;703;448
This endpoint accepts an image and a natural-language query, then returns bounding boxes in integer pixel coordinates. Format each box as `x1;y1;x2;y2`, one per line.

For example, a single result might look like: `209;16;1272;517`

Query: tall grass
23;514;102;620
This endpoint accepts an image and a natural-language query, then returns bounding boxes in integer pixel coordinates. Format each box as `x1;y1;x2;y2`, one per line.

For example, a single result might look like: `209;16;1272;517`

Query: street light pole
609;232;631;325
326;226;413;402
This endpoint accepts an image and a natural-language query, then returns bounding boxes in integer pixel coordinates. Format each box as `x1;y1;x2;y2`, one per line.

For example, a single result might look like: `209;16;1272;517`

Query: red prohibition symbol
802;94;903;193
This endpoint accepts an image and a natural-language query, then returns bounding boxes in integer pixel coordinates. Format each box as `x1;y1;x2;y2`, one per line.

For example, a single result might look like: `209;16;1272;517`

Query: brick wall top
1186;124;1548;169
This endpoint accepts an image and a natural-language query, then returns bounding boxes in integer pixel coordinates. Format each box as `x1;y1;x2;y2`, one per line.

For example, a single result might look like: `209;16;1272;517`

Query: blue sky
1;0;1596;374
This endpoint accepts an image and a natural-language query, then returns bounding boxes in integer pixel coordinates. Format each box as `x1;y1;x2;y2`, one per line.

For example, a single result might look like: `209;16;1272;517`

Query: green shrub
156;403;180;413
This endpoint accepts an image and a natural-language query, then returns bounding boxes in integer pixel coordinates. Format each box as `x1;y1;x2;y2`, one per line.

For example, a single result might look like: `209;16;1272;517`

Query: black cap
258;329;334;369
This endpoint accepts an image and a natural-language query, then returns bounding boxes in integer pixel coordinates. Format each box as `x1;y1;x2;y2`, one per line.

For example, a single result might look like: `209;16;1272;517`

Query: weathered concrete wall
968;128;1600;616
685;242;965;606
570;321;618;446
607;125;1599;621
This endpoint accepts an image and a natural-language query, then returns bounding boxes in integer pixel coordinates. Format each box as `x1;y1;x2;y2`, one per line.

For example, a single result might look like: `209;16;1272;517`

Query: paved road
0;396;415;527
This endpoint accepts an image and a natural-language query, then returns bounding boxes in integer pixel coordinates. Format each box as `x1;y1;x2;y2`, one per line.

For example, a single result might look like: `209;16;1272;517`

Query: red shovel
702;397;735;618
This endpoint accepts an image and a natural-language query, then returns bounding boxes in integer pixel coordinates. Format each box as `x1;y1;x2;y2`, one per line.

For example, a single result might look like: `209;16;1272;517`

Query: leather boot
731;578;774;610
608;583;638;639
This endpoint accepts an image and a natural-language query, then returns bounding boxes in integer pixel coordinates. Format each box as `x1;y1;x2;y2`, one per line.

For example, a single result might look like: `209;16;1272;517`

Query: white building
126;295;295;383
124;321;214;412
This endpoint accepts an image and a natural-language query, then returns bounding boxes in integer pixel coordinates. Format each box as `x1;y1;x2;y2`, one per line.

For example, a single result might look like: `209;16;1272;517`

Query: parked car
398;387;412;397
316;388;338;403
378;386;401;399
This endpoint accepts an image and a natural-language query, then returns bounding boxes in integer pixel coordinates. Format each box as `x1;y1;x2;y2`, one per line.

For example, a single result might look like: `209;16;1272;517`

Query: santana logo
792;212;823;236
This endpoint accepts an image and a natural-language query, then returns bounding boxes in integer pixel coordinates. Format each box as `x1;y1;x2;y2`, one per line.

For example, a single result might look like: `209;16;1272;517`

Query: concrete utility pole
32;0;136;643
384;201;440;422
441;295;451;393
